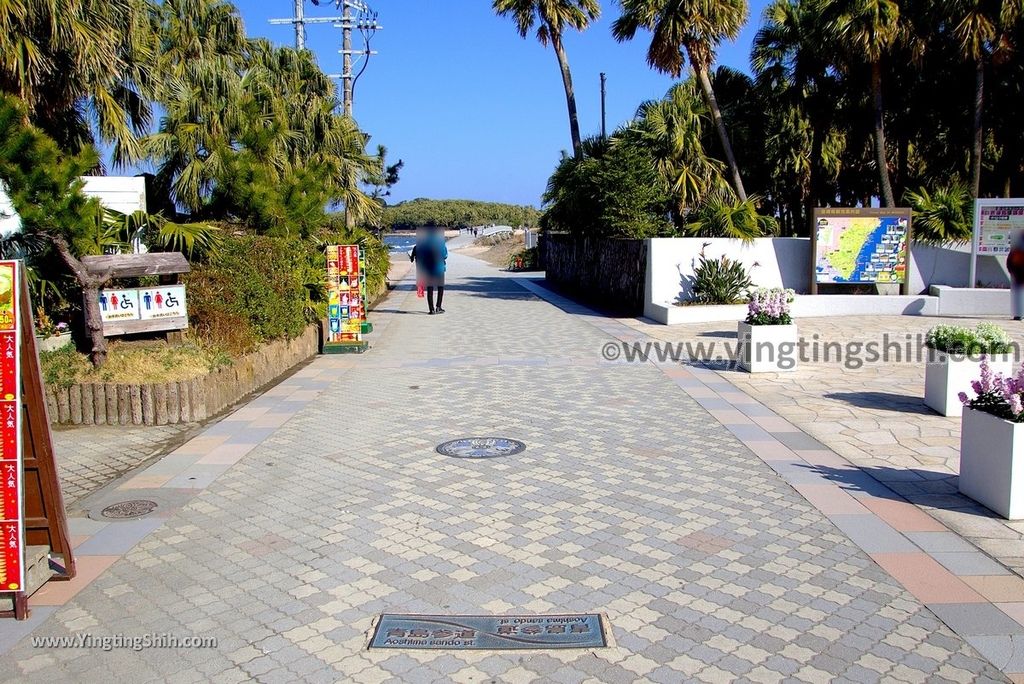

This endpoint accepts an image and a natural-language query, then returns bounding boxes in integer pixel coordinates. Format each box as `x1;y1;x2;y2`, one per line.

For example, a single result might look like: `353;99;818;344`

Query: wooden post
93;383;106;425
81;384;94;425
141;385;155;426
104;383;117;425
130;386;143;426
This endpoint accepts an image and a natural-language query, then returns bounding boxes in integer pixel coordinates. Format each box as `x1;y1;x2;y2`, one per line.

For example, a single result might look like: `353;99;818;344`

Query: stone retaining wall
542;233;647;316
46;325;320;426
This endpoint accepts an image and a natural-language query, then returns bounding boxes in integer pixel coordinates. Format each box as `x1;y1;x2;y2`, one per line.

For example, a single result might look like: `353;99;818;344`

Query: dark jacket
1009;246;1024;285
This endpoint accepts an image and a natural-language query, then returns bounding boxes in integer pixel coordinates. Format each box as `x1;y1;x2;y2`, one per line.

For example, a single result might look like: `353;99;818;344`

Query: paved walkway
623;316;1024;579
52;424;194;508
0;254;1011;682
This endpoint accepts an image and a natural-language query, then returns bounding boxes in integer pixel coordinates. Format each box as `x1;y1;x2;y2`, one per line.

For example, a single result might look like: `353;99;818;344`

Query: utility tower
270;1;382;118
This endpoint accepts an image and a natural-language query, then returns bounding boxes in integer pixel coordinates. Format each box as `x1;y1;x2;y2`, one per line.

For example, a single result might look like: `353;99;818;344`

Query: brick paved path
623;315;1024;580
0;254;1007;682
52;424;193;507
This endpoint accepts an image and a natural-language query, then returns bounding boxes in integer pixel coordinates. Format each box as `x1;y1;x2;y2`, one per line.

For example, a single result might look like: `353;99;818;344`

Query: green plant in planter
690;252;753;305
926;323;1013;355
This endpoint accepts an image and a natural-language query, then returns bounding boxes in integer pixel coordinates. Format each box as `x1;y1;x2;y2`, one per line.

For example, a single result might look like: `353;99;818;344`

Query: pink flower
1011;395;1024;416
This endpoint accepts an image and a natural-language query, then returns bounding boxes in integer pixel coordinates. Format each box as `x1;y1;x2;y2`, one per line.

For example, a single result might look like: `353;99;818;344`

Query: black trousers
427;286;444;311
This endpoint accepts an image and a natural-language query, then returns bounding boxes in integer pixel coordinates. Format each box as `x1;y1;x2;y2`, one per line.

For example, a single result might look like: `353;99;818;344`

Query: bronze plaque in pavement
369;614;606;650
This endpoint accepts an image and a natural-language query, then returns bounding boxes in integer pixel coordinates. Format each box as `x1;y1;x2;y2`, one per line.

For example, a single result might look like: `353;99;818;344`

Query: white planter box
925;353;1013;417
35;333;72;353
960;408;1024;519
737;322;798;373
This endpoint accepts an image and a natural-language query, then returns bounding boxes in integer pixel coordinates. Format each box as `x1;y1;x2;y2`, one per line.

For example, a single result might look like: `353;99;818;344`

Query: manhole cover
436;438;526;459
100;500;158;519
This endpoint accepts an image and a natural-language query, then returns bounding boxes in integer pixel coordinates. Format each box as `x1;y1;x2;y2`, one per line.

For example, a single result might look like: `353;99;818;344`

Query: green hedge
185;235;308;355
184;227;389;356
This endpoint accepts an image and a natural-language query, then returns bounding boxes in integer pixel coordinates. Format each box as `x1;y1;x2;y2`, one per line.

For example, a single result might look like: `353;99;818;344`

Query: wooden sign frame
1;264;75;620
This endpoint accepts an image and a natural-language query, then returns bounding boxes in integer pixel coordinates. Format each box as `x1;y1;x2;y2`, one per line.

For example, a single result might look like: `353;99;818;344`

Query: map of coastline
815;215;907;284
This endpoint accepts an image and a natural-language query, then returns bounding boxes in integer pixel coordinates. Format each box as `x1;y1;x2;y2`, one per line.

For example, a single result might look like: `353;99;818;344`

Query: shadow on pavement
823;391;937;416
798;461;1005;520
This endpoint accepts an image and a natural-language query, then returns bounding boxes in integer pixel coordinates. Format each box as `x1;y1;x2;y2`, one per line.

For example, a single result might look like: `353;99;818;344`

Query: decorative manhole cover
100;500;158;519
436;438;526;459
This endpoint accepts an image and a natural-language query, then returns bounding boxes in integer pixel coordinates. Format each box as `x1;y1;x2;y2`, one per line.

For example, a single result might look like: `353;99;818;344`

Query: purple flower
1010;395;1024;416
958;391;970;405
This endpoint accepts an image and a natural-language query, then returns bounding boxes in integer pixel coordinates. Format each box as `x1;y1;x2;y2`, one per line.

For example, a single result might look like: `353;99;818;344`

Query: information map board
975;201;1024;255
967;199;1024;288
0;261;23;594
325;245;368;353
811;208;912;294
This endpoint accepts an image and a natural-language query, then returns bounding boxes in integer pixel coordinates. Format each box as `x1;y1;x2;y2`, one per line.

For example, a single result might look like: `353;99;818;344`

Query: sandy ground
455;232;525;269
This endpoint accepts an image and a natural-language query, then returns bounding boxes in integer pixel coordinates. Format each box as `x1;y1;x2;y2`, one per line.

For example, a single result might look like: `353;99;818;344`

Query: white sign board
98;286;188;335
139;286;187;321
99;290;141;322
80;176;147;216
970;199;1024;287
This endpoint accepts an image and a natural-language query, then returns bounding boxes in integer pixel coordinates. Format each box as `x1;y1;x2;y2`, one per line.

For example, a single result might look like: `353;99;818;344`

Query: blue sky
233;0;773;207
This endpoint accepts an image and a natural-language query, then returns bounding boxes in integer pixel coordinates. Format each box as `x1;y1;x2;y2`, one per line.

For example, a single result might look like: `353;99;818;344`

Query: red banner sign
0;261;23;592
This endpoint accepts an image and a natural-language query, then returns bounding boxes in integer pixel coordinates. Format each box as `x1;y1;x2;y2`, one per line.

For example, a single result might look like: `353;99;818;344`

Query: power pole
342;1;353;117
271;1;381;117
600;73;607;139
269;1;306;50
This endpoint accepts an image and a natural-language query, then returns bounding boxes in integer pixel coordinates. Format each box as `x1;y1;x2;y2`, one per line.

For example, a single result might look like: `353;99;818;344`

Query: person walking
1008;231;1024;320
410;227;448;315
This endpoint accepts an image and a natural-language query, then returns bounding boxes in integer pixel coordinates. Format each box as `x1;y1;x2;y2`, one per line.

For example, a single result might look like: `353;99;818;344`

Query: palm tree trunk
549;29;583;159
692;63;747;202
870;61;895;207
805;120;825;235
970;55;984;198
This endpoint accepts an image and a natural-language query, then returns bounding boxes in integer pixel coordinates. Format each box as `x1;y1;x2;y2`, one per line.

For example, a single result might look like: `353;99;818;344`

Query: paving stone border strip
44;325;320;426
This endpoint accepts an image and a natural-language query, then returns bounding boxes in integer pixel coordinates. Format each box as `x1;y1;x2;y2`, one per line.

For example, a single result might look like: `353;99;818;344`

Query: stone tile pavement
0;254;1011;682
52;423;194;508
620;314;1024;579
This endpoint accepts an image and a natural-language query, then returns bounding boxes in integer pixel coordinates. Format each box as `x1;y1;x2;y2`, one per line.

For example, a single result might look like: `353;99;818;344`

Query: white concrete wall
646;237;812;310
911;242;1009;290
647;237;1011;305
644;236;1012;324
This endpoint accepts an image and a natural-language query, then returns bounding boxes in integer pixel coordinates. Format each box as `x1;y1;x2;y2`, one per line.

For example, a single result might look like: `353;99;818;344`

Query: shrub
185;235;308;355
746;288;796;325
682;190;778;241
507;247;539;271
926;323;1013;355
905;183;973;245
690;252;753;304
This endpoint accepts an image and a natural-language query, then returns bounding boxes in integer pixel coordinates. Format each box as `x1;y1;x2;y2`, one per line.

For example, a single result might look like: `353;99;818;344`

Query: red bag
416;279;425;298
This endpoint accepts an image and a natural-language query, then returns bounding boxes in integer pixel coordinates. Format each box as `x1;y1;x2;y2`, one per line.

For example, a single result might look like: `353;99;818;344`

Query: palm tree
948;0;1021;198
684;189;779;240
0;0;157;161
613;0;750;201
818;0;902;207
629;81;727;213
753;0;843;228
493;0;600;158
143;0;248;213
